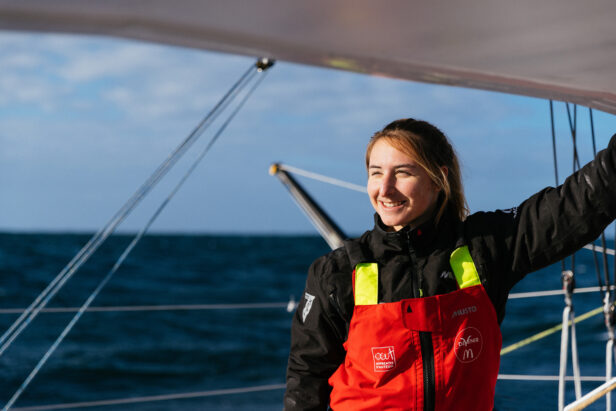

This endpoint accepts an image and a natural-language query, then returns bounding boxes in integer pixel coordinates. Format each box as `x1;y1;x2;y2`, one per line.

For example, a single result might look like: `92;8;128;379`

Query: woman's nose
379;175;395;196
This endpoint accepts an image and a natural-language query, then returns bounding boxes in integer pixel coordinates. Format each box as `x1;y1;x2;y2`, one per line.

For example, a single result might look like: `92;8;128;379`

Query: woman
284;118;616;410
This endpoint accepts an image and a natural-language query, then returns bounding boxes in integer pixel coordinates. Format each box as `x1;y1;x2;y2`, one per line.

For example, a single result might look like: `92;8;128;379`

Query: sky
1;30;615;236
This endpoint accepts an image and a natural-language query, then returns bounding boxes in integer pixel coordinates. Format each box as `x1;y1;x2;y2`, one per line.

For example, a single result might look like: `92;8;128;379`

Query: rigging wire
508;284;616;300
555;102;583;409
554;102;615;411
2;60;273;411
2;280;615;316
582;108;615;411
0;302;291;314
550;101;561;192
499;375;607;382
584;244;616;256
10;384;286;411
0;62;259;359
550;101;566;274
565;103;580;273
566;103;581;170
590;108;598;155
277;164;367;193
586;107;612;308
594;111;616;411
6;376;609;411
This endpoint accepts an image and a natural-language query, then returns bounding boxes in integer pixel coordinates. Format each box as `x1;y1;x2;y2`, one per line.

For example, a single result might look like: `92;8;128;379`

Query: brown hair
366;118;469;223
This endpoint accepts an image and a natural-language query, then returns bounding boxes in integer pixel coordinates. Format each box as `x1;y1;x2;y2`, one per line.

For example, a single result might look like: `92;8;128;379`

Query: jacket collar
370;206;458;259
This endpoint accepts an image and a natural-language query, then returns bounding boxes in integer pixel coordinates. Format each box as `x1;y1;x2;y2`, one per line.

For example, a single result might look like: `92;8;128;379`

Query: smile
380;200;405;209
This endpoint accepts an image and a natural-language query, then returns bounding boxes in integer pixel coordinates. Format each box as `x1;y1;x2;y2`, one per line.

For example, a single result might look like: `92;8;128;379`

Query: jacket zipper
419;331;436;411
408;232;435;411
407;237;422;298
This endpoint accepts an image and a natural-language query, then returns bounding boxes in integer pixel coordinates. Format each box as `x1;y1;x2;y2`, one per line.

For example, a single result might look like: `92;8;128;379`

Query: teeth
382;201;404;207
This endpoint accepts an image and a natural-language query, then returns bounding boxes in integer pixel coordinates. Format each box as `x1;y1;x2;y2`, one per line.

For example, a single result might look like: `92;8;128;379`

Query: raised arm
468;133;616;292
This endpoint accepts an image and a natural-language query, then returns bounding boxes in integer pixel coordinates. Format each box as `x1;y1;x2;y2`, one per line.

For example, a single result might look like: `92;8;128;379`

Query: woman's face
367;139;440;231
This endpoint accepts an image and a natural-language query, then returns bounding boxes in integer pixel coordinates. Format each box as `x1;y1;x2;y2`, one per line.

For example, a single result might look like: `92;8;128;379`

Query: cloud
2;30;616;233
0;31;256;121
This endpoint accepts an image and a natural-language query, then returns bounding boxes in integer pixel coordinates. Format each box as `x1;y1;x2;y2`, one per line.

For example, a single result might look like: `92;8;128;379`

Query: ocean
0;233;614;410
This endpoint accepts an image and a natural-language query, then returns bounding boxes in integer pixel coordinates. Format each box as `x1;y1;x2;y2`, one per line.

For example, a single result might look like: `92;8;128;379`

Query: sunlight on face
367;140;440;231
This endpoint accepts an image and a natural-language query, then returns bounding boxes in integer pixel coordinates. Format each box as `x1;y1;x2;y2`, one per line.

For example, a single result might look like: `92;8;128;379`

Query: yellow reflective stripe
450;246;481;289
354;263;378;305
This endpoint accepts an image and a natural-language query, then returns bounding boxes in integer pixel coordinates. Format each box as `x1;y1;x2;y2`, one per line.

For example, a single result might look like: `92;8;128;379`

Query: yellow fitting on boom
269;163;280;175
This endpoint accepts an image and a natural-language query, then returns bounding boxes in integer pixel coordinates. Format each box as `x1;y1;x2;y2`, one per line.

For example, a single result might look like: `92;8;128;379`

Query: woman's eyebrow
394;164;417;169
369;163;417;169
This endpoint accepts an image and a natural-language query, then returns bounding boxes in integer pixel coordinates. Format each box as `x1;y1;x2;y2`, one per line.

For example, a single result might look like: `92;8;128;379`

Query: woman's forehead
369;139;418;164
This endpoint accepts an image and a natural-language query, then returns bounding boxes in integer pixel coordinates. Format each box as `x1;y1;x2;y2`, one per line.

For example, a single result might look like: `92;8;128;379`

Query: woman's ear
441;166;449;178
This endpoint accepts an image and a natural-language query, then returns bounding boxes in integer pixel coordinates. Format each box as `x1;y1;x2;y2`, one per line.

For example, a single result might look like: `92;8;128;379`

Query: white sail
0;0;615;112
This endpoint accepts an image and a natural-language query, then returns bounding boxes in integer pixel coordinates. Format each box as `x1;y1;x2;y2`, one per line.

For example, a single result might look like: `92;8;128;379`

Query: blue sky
1;30;615;235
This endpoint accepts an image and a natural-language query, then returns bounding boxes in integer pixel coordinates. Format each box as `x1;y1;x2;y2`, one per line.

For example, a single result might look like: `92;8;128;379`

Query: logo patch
301;292;315;323
502;206;519;219
371;346;396;372
454;327;483;363
451;305;478;319
440;271;453;280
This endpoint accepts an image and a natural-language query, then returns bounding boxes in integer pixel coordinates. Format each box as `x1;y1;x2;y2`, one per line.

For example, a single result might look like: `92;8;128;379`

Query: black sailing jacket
284;134;616;411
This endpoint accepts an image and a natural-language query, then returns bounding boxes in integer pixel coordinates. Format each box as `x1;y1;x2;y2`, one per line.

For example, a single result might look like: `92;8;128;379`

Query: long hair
366;118;469;222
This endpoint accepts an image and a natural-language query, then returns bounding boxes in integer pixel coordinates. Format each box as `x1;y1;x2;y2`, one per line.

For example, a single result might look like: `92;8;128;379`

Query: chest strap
353;246;481;305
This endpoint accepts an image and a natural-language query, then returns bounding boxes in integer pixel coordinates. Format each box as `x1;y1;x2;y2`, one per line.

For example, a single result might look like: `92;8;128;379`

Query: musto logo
371;346;396;372
453;327;483;363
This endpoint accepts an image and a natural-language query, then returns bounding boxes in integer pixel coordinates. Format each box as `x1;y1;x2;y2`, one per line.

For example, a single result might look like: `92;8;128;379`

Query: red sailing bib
329;246;502;411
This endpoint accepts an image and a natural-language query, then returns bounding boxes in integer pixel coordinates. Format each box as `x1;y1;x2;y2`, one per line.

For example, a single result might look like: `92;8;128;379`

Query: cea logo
454;327;483;363
371;346;396;372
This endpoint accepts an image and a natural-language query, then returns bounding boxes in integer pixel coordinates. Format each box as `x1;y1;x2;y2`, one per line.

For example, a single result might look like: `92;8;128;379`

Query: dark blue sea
1;233;615;410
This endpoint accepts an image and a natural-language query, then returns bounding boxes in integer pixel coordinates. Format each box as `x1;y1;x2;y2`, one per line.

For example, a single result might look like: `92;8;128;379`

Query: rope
10;384;286;411
559;272;582;410
0;62;258;360
2;59;273;411
501;306;603;356
608;339;614;411
278;164;367;193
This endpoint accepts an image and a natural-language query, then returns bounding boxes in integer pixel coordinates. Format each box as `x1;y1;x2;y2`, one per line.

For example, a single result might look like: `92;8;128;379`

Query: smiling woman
366;119;467;231
284;117;616;410
367;140;441;231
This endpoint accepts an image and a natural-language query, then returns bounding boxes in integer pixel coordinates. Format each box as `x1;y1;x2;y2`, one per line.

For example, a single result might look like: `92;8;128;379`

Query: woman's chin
379;215;409;230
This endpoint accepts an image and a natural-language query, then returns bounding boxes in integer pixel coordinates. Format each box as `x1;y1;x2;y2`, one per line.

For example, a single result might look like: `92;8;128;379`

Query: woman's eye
370;171;382;177
396;170;411;176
